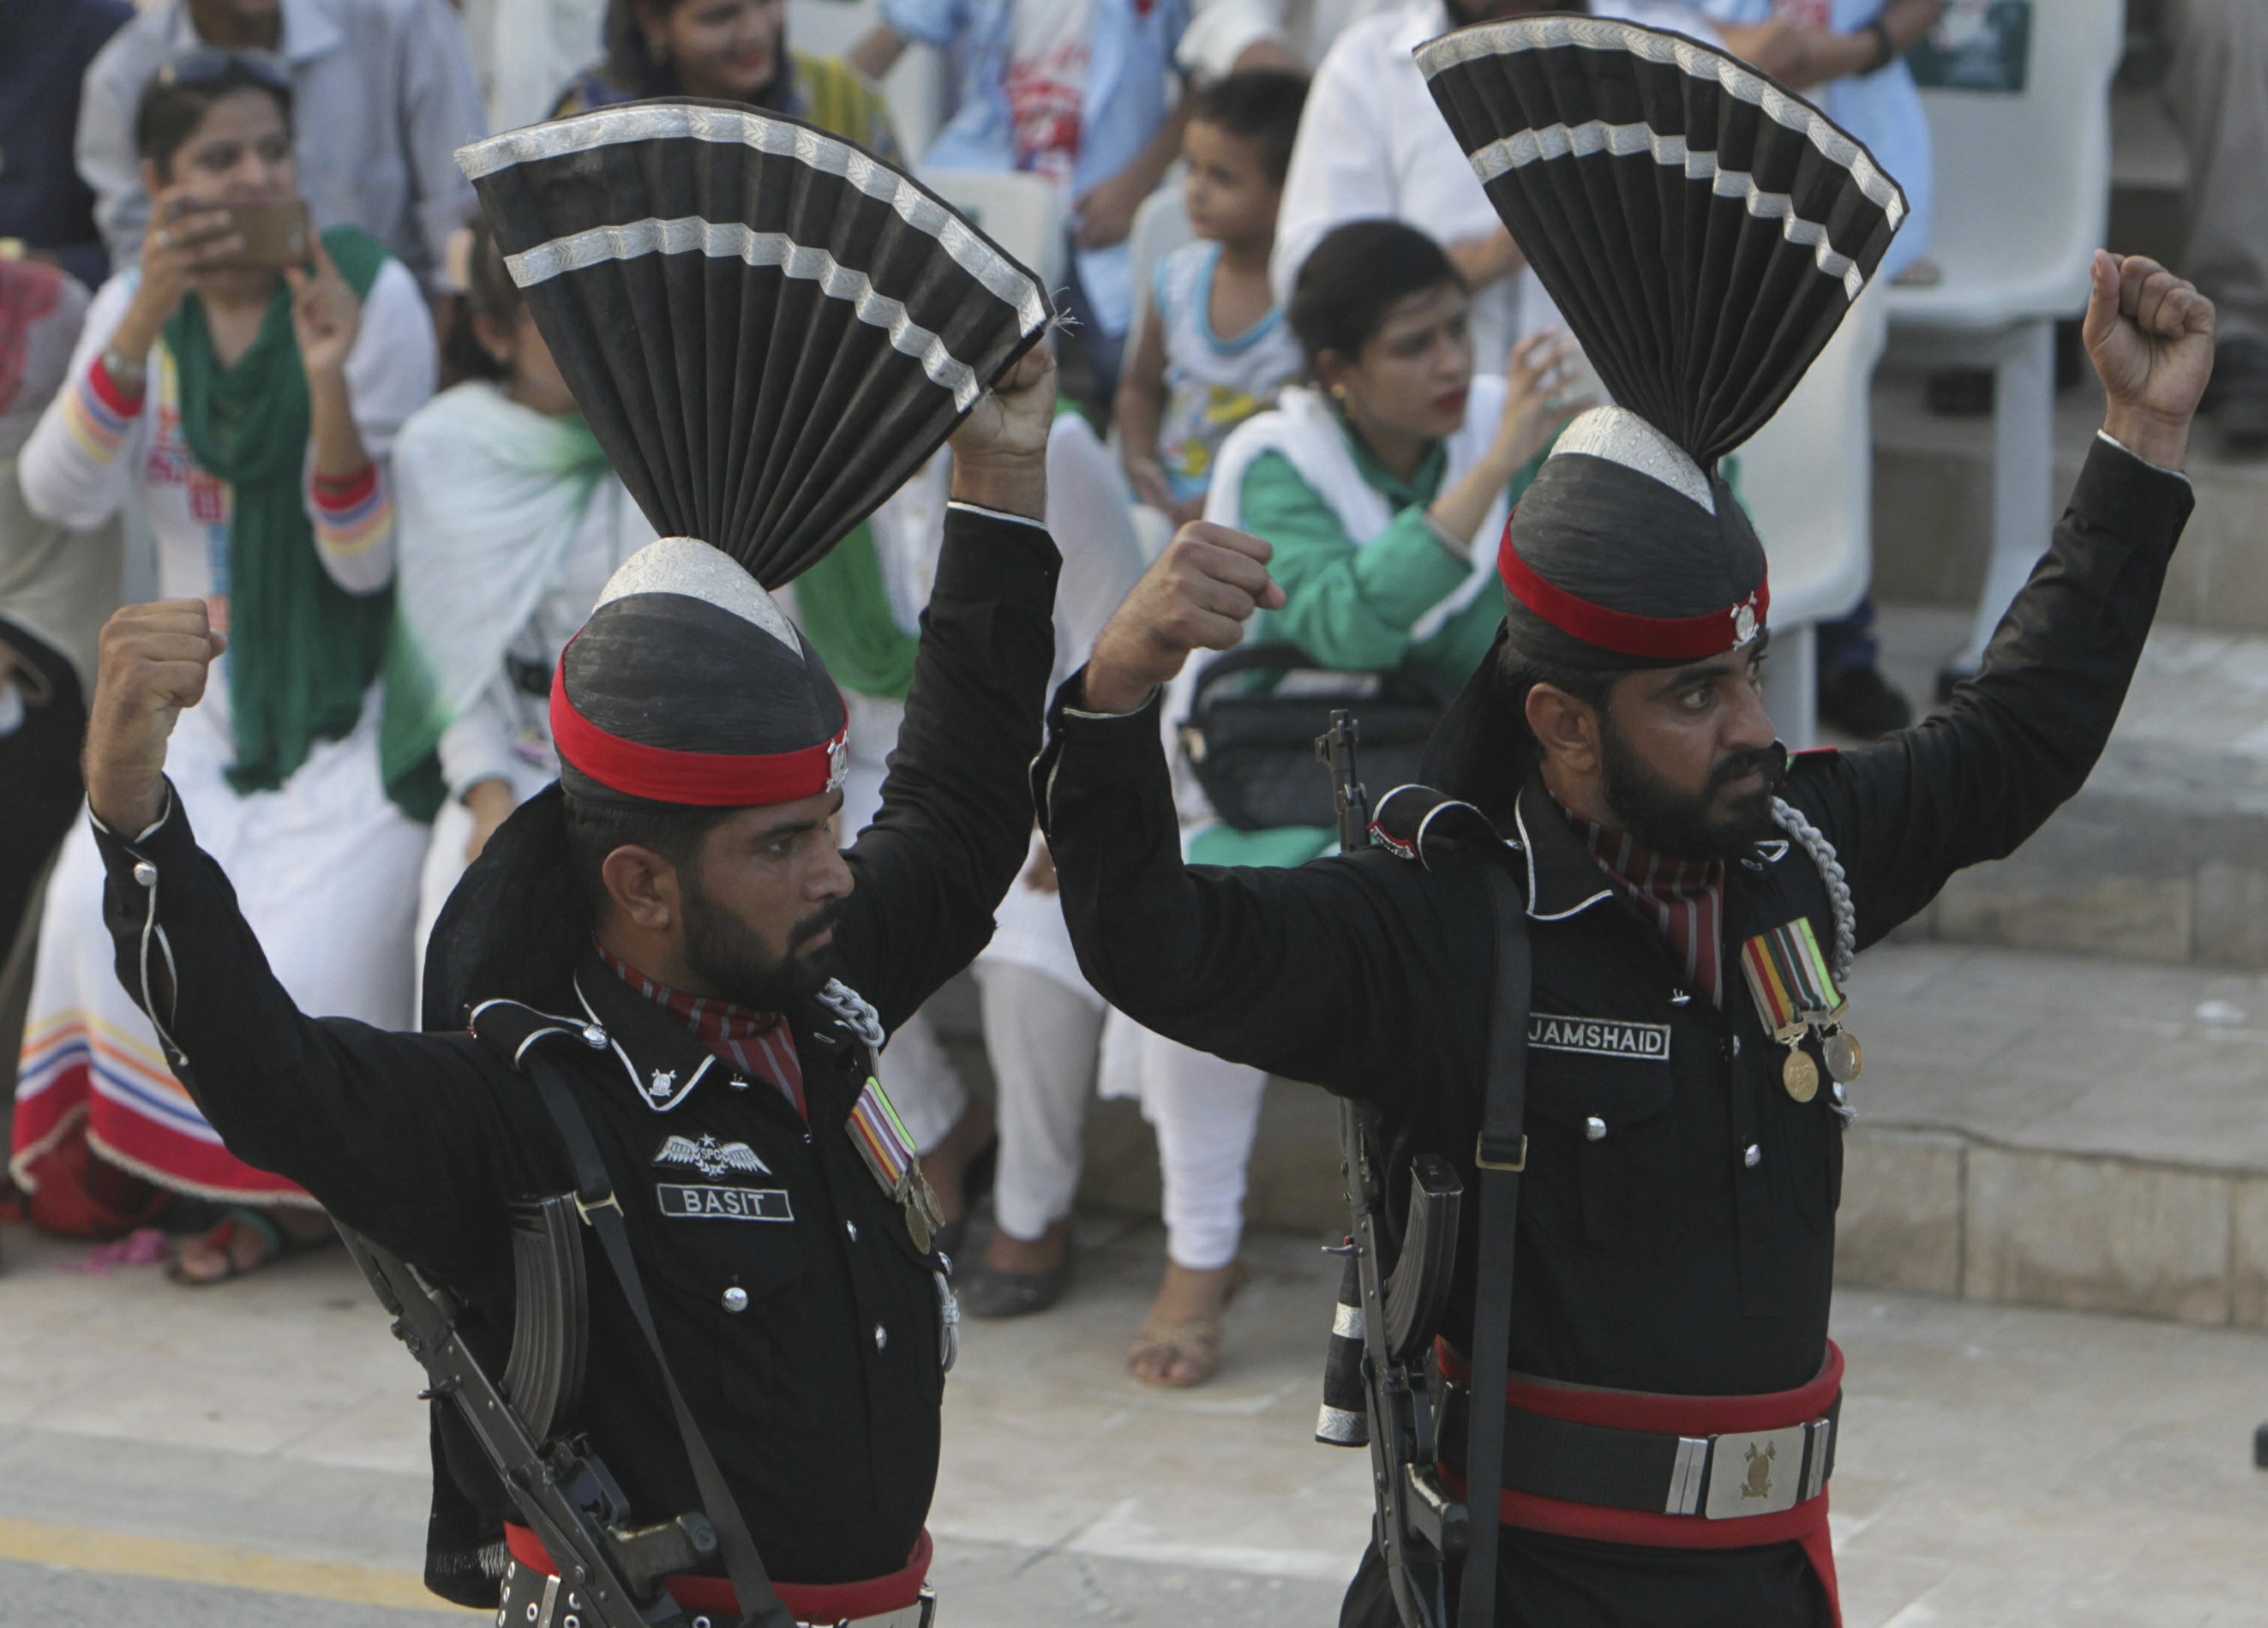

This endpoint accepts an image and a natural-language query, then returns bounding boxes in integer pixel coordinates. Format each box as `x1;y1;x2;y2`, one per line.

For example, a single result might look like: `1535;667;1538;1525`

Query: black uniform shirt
1037;438;2192;1400
88;504;1060;1586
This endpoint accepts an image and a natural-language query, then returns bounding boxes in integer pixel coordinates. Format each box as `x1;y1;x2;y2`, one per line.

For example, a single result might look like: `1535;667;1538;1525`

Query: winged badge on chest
653;1132;772;1181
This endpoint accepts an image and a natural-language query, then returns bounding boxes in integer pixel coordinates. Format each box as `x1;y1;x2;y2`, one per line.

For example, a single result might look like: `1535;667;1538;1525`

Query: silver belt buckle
802;1586;937;1628
1665;1416;1833;1518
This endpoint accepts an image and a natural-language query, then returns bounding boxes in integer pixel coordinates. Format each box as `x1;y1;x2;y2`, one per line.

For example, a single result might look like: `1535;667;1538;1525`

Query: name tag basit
656;1183;795;1222
1527;1013;1672;1060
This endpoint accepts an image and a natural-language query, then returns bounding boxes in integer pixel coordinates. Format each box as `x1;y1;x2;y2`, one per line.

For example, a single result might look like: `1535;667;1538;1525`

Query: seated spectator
459;0;606;132
958;406;1148;1319
383;222;652;970
1125;219;1577;1385
1273;0;1706;366
11;52;436;1276
76;0;485;292
850;0;1270;417
0;0;135;288
554;0;900;160
1116;67;1308;523
2158;0;2268;452
1;262;118;1124
1698;0;1940;739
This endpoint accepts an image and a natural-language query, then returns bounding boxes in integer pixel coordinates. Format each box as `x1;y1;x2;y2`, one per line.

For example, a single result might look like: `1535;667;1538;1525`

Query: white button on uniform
721;1285;748;1313
874;1323;888;1350
1584;1116;1606;1142
1743;1143;1762;1168
132;861;157;888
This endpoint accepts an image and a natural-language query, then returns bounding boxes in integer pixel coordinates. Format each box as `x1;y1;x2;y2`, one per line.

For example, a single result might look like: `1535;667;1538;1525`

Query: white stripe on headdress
1417;15;1906;225
1466;123;1873;299
501;219;990;411
596;536;801;652
1548;406;1715;512
457;104;1049;334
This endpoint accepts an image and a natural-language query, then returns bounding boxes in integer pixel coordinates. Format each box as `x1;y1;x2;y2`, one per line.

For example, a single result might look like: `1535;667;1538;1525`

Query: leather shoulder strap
470;1002;794;1628
1458;862;1532;1627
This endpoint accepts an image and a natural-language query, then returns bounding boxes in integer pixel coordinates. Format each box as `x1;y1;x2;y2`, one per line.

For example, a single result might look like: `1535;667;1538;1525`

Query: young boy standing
1118;69;1307;525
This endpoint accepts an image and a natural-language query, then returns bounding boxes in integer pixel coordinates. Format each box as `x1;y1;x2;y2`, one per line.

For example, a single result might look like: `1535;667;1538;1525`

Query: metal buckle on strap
1474;1132;1528;1172
1665;1418;1834;1518
573;1189;622;1225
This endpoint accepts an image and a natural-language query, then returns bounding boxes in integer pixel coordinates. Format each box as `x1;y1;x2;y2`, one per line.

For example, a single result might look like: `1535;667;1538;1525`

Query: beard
680;873;841;1012
1598;720;1786;861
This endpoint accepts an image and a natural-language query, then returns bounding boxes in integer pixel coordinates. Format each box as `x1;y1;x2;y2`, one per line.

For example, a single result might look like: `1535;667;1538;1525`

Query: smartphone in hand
199;199;310;271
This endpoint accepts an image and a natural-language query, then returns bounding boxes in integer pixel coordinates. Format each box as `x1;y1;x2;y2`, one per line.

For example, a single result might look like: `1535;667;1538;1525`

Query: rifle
339;1207;720;1627
1314;710;1469;1628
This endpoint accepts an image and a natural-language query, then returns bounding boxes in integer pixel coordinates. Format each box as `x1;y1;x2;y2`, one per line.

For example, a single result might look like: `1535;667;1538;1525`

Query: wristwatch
100;343;147;396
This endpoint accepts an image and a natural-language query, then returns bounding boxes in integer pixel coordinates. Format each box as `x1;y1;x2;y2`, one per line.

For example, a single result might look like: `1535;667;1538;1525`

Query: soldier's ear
1524;681;1603;778
599;843;680;934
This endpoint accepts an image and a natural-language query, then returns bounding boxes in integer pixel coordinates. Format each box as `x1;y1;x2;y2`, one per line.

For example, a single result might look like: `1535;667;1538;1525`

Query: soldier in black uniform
1032;17;2217;1628
72;107;1061;1626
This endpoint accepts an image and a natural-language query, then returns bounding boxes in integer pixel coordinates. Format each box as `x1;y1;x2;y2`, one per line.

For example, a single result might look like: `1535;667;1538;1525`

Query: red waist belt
503;1522;932;1623
1436;1339;1845;1624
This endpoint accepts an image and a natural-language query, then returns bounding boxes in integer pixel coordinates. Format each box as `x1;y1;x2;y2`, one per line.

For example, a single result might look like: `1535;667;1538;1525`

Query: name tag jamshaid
656;1183;795;1222
1526;1013;1672;1061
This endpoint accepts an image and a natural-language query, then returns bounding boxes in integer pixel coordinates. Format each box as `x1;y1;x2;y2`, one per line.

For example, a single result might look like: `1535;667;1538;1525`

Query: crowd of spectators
0;0;2257;1383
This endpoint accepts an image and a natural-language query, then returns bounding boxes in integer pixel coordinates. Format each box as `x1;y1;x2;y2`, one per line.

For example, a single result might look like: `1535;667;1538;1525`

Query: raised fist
85;600;226;834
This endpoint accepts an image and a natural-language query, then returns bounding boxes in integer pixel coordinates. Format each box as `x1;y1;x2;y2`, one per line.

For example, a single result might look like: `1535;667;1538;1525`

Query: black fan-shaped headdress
424;104;1047;1020
1410;16;1907;809
459;99;1049;587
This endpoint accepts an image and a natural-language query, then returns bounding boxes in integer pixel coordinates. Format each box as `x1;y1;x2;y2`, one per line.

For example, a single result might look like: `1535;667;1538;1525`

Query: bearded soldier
1033;16;2214;1627
73;103;1058;1626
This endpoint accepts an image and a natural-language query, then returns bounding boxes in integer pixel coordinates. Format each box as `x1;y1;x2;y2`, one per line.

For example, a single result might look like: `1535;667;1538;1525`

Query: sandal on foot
165;1207;330;1286
1127;1261;1249;1388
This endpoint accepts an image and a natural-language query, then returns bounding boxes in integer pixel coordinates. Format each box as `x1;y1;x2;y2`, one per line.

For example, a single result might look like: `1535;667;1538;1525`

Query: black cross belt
1439;1382;1840;1520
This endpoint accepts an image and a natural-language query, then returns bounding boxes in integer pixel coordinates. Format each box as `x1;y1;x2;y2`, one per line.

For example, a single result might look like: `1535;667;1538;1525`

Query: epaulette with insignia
1368;785;1510;870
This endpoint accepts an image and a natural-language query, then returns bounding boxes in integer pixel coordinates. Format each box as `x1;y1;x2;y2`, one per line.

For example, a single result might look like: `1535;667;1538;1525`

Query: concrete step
1868;606;2268;970
1869;366;2268;637
936;937;2268;1337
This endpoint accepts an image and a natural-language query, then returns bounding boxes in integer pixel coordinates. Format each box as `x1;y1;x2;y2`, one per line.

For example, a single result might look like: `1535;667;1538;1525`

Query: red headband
1498;516;1768;662
549;651;848;808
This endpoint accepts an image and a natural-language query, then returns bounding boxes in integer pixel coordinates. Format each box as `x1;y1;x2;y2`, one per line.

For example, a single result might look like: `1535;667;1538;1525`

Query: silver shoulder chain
817;978;888;1050
1770;796;1855;988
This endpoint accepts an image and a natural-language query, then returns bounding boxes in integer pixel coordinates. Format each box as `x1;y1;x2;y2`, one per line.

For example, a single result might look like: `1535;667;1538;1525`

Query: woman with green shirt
1122;218;1577;1387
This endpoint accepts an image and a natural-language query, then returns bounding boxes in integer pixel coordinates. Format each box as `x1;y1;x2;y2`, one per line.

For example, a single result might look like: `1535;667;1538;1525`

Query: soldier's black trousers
1338;1528;1834;1627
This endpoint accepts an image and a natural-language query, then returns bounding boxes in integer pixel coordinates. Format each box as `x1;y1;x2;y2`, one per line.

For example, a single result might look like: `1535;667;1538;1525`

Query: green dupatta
166;226;435;813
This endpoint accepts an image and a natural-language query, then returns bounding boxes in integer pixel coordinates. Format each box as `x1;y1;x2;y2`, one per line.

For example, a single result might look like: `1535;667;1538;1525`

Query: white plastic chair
916;168;1070;296
1737;288;1890;749
786;0;943;159
1882;0;2124;678
1126;183;1195;341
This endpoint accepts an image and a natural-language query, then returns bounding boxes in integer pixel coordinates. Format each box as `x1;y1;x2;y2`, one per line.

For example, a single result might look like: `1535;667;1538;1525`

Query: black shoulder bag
1183;644;1455;832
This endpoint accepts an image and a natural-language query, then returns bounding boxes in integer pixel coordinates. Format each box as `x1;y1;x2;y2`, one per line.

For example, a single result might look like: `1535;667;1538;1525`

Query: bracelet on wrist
99;345;148;398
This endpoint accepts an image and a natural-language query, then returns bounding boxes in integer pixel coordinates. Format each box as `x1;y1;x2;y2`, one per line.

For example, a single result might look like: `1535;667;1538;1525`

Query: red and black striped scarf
594;940;807;1118
1566;811;1727;1009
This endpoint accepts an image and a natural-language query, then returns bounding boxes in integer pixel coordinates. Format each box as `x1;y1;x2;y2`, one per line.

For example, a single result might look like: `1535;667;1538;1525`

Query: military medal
847;1074;946;1251
1739;917;1853;1105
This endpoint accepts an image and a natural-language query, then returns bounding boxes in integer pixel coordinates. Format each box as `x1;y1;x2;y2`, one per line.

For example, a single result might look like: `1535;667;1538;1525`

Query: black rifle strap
1458;863;1532;1628
519;1046;795;1628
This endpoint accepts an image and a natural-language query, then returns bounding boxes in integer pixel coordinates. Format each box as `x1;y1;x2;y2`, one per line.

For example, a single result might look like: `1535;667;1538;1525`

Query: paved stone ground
2;1208;2266;1626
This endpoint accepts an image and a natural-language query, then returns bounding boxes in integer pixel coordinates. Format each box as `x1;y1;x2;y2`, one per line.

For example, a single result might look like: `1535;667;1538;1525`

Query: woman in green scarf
11;50;438;1279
